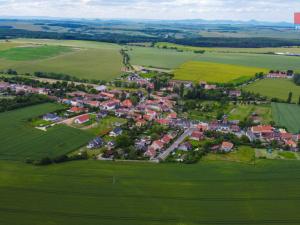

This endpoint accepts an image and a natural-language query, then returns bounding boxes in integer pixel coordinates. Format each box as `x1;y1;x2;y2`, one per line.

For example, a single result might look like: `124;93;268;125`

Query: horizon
0;0;298;23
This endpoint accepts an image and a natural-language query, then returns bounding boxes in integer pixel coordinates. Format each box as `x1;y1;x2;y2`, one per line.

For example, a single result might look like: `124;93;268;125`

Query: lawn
272;102;300;133
203;146;255;163
128;46;300;70
1;159;300;224
174;61;268;83
0;103;93;161
0;40;123;81
87;116;127;136
243;79;300;103
228;104;272;123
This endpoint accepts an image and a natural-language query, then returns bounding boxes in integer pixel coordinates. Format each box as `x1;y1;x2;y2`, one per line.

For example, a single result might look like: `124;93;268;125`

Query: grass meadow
228;104;272;123
174;61;268;83
272;103;300;133
1;160;300;224
0;103;93;161
243;79;300;103
0;40;123;81
128;46;300;71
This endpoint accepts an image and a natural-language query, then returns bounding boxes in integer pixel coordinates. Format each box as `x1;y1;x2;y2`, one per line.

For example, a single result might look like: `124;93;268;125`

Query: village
0;69;300;163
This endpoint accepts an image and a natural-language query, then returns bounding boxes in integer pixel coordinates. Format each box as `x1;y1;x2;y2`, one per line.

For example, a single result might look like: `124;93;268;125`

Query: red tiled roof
221;142;234;150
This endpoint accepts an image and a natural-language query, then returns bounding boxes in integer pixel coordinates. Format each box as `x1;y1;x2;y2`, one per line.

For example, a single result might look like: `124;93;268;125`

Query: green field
1;160;300;224
203;146;255;163
0;103;93;161
174;61;268;83
128;46;300;70
155;42;300;54
0;45;72;61
0;40;123;81
228;104;272;123
243;79;300;103
272;103;300;133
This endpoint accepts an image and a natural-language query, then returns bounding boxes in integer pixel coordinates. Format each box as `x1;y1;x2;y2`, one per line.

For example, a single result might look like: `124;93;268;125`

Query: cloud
0;0;298;22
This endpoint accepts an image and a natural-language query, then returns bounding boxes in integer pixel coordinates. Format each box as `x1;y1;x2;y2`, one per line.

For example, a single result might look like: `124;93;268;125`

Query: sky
0;0;299;22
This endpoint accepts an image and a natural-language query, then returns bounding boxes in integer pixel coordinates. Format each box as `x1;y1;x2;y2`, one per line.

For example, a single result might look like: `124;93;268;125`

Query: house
267;71;293;79
121;99;133;108
178;142;193;151
85;101;101;108
285;140;298;150
74;114;90;124
145;147;157;159
151;140;165;151
229;90;241;98
95;85;107;92
43;113;60;122
161;134;172;144
68;107;87;114
156;119;170;126
221;142;234;152
190;131;204;141
101;100;120;110
87;137;104;149
197;123;209;132
0;82;10;91
167;112;177;119
107;141;116;150
97;111;108;119
109;127;123;137
100;92;115;99
251;125;274;139
136;119;147;127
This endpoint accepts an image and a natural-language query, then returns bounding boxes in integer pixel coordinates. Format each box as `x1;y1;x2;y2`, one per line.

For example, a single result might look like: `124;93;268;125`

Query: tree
287;92;293;103
179;83;185;98
298;96;300;105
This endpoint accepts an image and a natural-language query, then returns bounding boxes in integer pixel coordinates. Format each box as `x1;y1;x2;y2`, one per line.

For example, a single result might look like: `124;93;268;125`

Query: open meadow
1;160;300;225
0;103;93;161
272;103;300;133
228;104;272;123
128;46;300;71
243;79;300;103
174;61;268;83
0;40;123;81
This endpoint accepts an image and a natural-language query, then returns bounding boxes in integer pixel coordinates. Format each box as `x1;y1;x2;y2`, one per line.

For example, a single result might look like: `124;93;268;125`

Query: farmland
128;46;300;71
1;159;300;225
0;103;93;161
174;61;268;83
0;45;72;61
0;40;123;81
155;42;300;54
243;79;300;103
272;103;300;133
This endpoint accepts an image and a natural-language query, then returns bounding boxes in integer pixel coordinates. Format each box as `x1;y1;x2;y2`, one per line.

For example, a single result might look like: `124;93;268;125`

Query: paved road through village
157;127;198;161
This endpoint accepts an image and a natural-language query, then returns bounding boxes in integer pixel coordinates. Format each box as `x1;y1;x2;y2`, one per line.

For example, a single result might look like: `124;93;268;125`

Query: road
156;127;197;161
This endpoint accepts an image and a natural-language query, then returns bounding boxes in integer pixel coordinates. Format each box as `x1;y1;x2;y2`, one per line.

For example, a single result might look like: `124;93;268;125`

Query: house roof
251;125;274;133
221;142;234;149
69;107;84;113
76;114;89;123
122;99;133;108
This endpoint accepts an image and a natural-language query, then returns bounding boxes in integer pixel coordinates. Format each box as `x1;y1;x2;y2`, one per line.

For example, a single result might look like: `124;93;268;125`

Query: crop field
0;45;72;61
0;40;123;81
1;160;300;225
155;42;300;54
243;79;300;103
174;61;268;83
272;103;300;133
0;103;93;161
128;46;300;71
